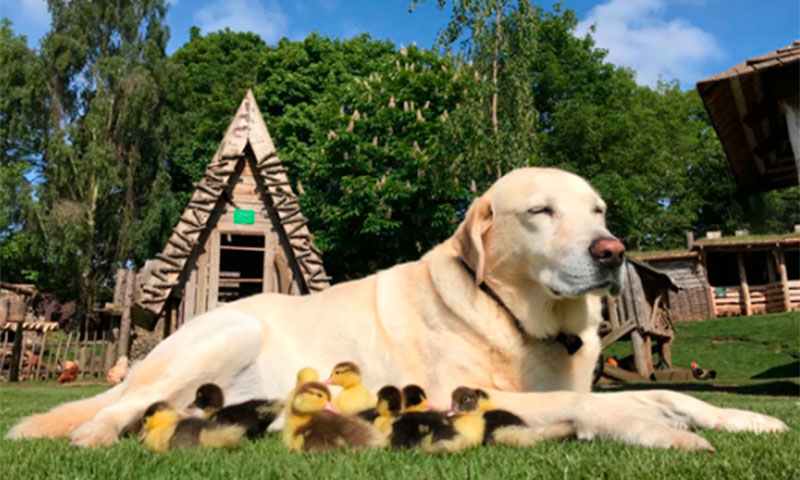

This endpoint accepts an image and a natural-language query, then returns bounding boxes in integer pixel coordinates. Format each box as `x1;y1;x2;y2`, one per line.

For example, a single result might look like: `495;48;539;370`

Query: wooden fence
0;323;118;382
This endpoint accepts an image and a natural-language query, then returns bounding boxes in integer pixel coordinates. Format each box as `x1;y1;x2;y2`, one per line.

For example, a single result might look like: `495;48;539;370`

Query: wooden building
631;230;800;320
133;90;330;331
694;232;800;317
601;259;678;378
628;250;713;322
697;41;800;192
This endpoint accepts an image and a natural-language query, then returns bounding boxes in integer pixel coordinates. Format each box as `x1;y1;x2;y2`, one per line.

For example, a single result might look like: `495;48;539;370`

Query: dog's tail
492;421;577;447
6;381;126;440
198;425;246;449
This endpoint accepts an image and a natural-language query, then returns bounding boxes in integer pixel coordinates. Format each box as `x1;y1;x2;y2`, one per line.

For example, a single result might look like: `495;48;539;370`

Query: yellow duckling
357;385;403;436
449;387;576;448
283;381;385;452
282;367;322;446
140;401;245;453
327;361;376;416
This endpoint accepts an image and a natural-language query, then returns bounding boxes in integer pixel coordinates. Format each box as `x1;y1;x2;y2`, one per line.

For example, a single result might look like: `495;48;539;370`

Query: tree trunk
491;0;503;137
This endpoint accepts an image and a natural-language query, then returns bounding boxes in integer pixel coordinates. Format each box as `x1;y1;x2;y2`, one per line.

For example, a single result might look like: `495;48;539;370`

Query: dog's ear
454;195;493;284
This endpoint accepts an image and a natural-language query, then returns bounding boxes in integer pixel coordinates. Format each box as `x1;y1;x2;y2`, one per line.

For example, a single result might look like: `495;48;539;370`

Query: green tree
0;19;46;283
295;46;477;279
412;0;540;181
33;0;173;310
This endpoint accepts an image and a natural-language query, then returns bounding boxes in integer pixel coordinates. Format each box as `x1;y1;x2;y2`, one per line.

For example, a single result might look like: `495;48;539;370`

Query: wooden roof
628;249;698;262
694;232;800;250
697;41;800;192
627;258;680;292
136;90;330;317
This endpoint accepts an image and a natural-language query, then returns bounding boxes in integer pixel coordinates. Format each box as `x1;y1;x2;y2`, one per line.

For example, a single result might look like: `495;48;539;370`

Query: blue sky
2;0;798;89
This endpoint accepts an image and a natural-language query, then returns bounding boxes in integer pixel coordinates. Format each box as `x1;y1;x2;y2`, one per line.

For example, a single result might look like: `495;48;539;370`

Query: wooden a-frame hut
133;90;330;331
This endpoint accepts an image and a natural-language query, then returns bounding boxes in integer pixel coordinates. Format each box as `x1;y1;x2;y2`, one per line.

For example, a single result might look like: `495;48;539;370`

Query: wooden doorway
218;232;267;304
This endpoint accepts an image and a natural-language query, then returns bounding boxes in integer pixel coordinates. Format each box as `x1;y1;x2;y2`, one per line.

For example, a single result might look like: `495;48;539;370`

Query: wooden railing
789;280;800;310
712;281;798;316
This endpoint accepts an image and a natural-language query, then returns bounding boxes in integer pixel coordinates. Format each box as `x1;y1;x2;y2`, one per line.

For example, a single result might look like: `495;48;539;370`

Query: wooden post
631;329;653;378
34;329;48;381
9;326;24;382
118;269;135;358
737;252;752;316
775;249;791;312
0;330;8;376
208;232;220;311
607;297;619;329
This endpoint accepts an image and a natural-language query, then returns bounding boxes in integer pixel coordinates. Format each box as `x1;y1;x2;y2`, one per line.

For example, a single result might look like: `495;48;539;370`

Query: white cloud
576;0;723;87
195;0;288;44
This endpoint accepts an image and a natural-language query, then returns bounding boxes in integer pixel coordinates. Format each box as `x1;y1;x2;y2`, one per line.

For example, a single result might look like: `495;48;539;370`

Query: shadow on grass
751;361;800;380
597;380;800;396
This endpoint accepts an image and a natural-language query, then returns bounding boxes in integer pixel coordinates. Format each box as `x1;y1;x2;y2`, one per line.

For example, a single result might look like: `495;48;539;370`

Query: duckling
189;383;283;439
296;367;320;386
401;384;429;413
140;401;245;453
450;387;576;447
419;390;485;453
327;361;376;416
387;385;455;449
357;386;403;436
283;381;385;452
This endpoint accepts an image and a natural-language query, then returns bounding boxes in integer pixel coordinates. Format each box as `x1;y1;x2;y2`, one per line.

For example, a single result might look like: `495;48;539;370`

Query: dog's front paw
70;420;119;448
714;409;789;433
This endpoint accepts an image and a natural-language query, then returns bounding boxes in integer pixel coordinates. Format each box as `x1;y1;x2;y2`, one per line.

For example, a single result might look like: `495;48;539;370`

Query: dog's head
454;167;624;299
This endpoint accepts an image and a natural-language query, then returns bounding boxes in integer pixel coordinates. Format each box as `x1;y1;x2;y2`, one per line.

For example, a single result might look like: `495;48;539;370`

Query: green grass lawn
1;313;798;480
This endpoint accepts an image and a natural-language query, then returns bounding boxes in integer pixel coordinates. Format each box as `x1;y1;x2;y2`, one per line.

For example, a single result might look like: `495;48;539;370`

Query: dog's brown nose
589;237;625;268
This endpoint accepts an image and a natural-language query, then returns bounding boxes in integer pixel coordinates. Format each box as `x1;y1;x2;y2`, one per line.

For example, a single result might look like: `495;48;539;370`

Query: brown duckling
284;381;385;452
190;383;283;439
140;401;245;453
327;361;376;416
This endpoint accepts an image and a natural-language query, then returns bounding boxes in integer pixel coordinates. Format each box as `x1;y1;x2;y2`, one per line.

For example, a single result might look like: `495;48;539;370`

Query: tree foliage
292;46;477;278
16;0;174;310
1;1;797;302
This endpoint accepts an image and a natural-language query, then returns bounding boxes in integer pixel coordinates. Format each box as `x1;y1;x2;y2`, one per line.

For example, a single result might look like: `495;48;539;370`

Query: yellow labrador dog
8;168;787;450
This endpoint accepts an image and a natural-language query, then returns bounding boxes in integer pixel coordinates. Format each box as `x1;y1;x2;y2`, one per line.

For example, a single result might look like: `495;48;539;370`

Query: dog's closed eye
528;206;554;216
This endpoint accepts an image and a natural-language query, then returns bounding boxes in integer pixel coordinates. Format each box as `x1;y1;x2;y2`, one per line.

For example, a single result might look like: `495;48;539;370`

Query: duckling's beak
324;402;337;413
324;377;333;385
183;403;205;418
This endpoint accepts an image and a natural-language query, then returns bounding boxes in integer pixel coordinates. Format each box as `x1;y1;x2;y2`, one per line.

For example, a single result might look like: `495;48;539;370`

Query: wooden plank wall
177;156;292;325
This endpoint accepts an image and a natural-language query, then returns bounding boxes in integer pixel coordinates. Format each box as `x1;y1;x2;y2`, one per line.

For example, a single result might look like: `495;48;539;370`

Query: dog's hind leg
6;382;125;440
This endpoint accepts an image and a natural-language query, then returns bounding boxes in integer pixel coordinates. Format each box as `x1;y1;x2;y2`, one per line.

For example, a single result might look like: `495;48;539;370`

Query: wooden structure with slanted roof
694;231;800;317
132;90;330;332
601;259;679;379
628;249;713;322
697;41;800;192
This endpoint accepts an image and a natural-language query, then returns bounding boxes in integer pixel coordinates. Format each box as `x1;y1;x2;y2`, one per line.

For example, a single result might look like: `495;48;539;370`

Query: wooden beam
631;329;654;379
737;252;752;316
774;249;791;312
8;325;24;382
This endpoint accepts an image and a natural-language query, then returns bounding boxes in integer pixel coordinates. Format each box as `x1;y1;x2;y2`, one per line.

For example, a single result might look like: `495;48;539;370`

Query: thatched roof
696;41;800;192
136;90;330;318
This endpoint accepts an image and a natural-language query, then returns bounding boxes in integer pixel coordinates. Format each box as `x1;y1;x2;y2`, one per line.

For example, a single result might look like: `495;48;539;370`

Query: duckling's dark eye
528;206;553;216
